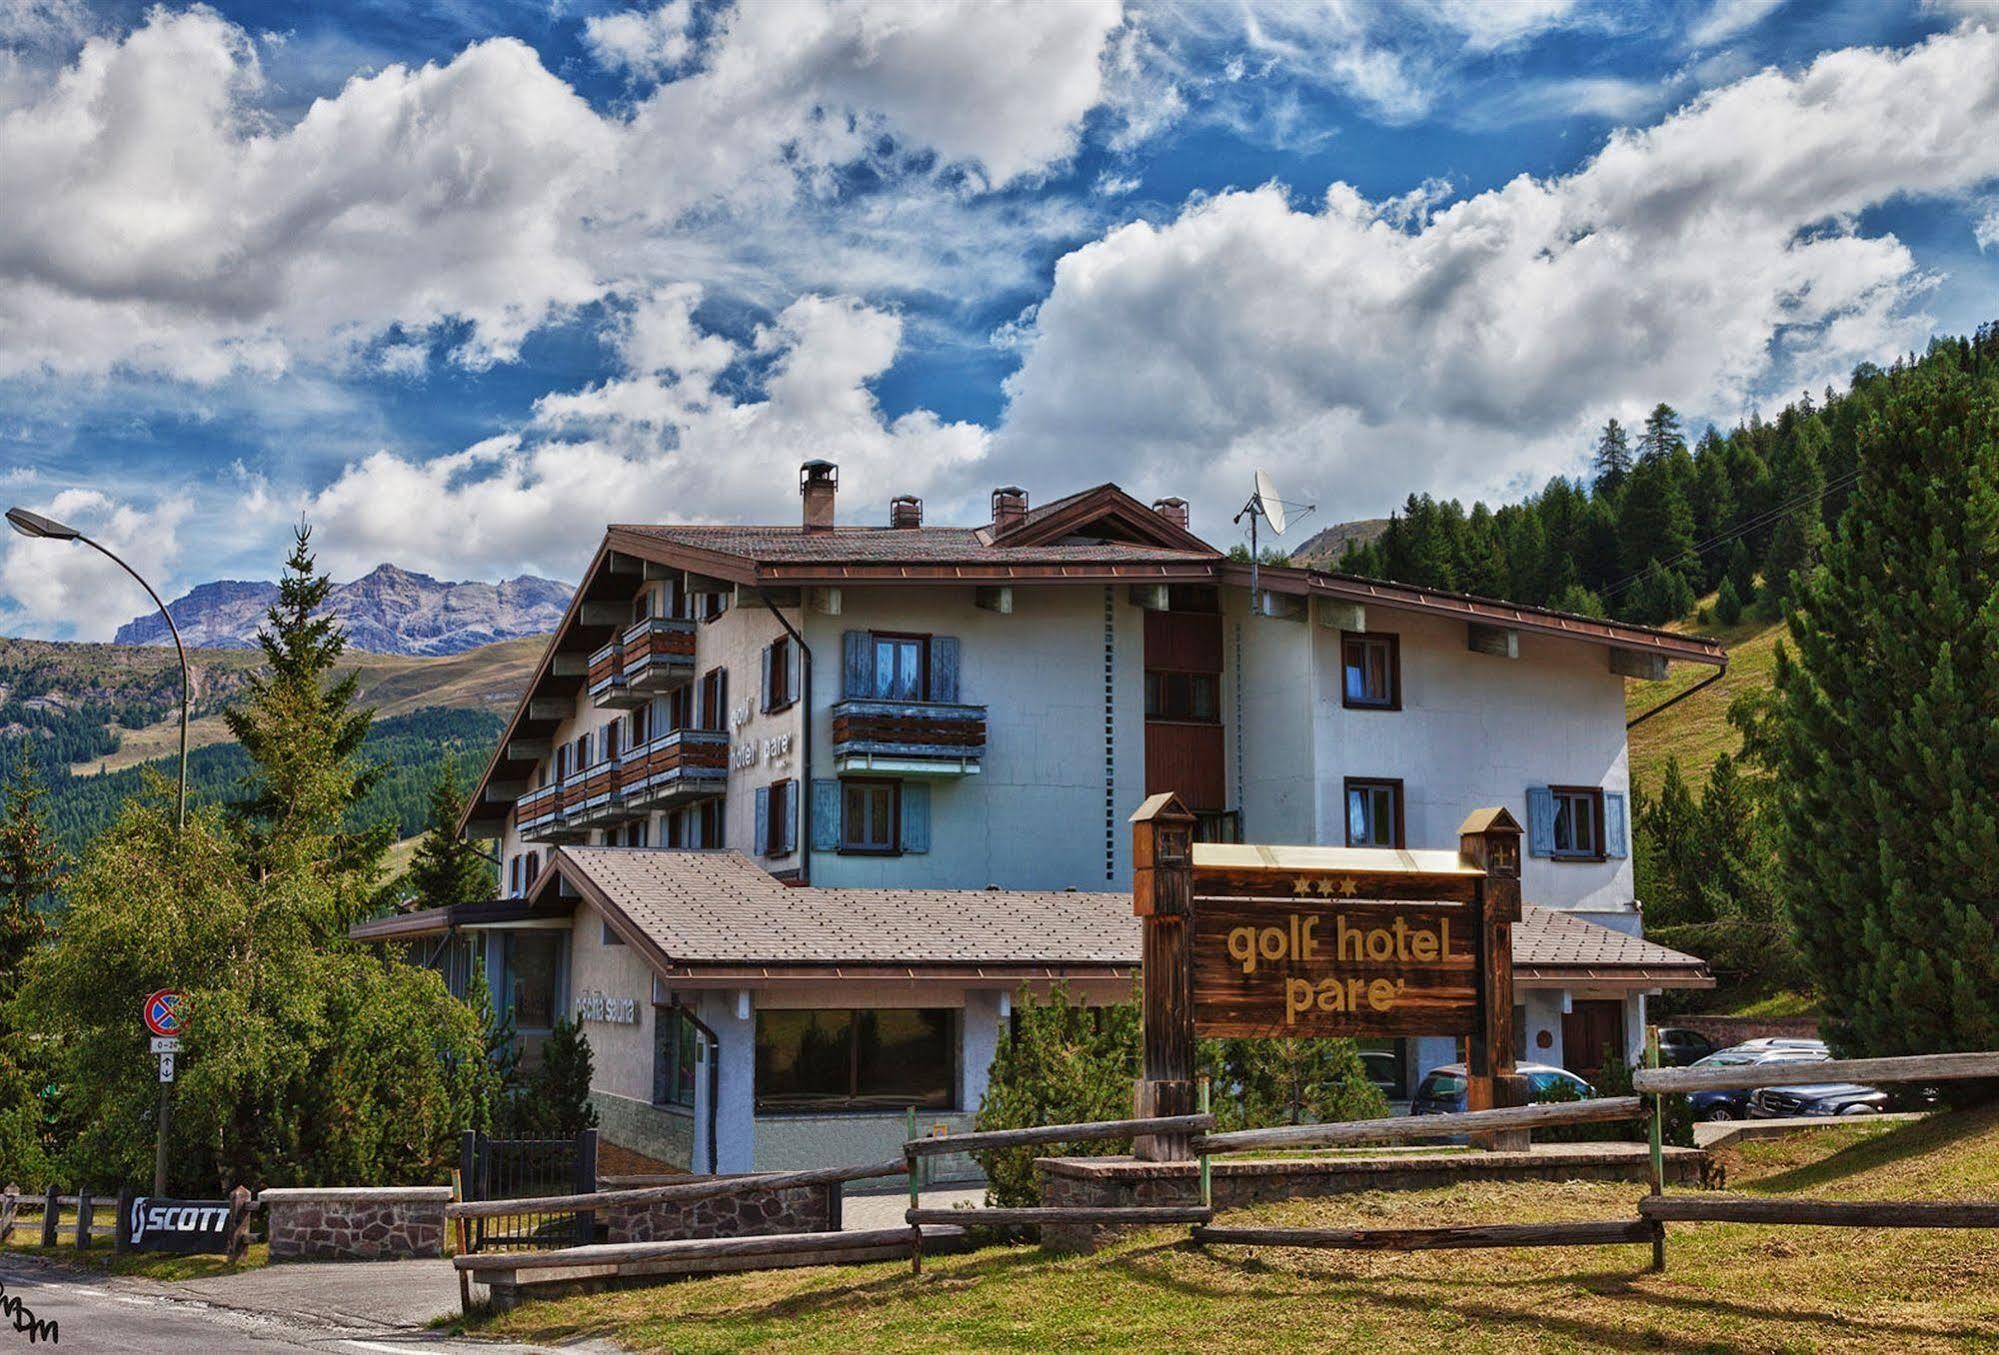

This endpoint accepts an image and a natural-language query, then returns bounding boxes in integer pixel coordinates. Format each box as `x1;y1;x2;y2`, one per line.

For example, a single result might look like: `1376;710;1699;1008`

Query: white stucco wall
566;900;660;1105
1304;605;1636;913
802;584;1148;892
1229;592;1319;844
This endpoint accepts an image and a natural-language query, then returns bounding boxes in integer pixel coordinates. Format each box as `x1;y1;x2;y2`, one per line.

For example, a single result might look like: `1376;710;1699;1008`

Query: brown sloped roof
522;848;1709;988
613;523;1214;566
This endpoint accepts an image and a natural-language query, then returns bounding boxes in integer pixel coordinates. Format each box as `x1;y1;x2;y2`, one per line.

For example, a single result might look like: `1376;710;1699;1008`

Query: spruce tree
1592;418;1633;496
1762;415;1830;607
1765;357;1999;1056
224;524;391;913
0;743;62;1013
1715;576;1744;626
1618;453;1698;588
1636;403;1687;464
402;758;495;909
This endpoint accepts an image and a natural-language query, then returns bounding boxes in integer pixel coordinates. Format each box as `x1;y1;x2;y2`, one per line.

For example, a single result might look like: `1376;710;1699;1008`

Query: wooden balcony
566;763;624;825
621;729;728;810
589;639;646;710
622;617;697;694
831;699;987;776
514;782;561;838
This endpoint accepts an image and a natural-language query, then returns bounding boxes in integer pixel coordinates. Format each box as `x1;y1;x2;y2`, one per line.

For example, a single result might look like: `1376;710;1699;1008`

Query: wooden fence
1;1186;120;1250
448;1038;1999;1312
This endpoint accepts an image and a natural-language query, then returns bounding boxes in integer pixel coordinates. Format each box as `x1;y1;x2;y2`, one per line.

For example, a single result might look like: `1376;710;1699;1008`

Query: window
699;668;728;731
1551;786;1605;860
502;931;564;1031
1344;777;1405;849
1341;632;1401;710
840;779;899;854
554;743;570;781
698;797;724;847
754;1008;957;1112
632;590;652;623
762;635;799;713
872;633;927;701
628;704;649;745
664;686;693;733
1144;670;1219;722
1357;1039;1408;1099
524;851;540;887
654;1007;700;1109
760;779;797;857
699;590;727;622
508;855;522;896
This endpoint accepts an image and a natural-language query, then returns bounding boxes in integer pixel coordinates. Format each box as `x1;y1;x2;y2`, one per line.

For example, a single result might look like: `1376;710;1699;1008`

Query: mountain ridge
115;563;571;656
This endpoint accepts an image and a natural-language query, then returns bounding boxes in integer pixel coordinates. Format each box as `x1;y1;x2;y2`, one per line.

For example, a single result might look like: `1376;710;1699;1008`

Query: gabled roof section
992;483;1215;555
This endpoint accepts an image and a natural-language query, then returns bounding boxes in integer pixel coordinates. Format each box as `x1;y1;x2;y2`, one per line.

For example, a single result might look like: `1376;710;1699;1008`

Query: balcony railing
566;762;623;825
515;783;560;838
620;728;728;810
589;639;645;710
830;698;987;776
622;617;697;694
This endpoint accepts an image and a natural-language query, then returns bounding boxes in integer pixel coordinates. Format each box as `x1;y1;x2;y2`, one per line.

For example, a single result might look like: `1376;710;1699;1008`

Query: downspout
756;588;814;885
673;1001;723;1176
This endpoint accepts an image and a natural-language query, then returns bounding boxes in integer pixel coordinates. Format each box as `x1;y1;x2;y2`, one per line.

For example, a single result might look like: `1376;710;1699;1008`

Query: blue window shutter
930;636;960;703
811;779;841;852
902;781;931;853
1526;786;1555;858
843;630;871;698
781;781;798;856
759;643;773;713
788;643;802;705
1605;791;1629;859
754;786;770;856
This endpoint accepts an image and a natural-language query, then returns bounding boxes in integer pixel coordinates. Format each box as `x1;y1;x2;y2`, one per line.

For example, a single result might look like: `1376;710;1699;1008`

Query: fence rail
901;1114;1215;1158
448;1159;907;1222
1639;1196;1999;1228
1193;1097;1643;1154
453;1225;930;1275
1632;1050;1999;1095
906;1206;1212;1227
1194;1219;1657;1251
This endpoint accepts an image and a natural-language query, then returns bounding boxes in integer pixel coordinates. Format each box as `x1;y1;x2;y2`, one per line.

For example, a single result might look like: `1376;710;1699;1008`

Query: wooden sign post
1131;796;1526;1161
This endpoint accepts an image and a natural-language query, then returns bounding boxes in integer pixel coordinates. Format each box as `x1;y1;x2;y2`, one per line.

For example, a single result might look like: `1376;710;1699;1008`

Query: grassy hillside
1625;610;1784;798
477;1108;1999;1353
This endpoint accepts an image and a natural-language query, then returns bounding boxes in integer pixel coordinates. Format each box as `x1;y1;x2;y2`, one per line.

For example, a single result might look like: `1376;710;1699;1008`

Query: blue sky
3;0;1998;638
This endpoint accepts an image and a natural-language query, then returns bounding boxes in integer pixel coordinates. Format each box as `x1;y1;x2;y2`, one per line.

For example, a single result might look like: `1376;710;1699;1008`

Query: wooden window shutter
929;636;960;703
787;641;802;706
810;779;841;852
842;630;870;699
1604;791;1628;859
754;786;771;856
1526;786;1555;858
781;780;798;856
901;781;931;853
759;644;773;713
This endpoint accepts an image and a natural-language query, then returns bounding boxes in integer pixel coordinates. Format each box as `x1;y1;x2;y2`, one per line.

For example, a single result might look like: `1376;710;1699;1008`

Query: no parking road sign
143;989;185;1038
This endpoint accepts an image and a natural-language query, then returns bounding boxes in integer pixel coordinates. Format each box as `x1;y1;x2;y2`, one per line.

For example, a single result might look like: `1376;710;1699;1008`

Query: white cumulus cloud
0;488;192;640
996;24;1999;536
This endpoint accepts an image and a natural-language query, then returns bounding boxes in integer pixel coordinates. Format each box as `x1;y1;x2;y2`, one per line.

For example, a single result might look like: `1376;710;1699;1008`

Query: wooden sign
1192;897;1478;1038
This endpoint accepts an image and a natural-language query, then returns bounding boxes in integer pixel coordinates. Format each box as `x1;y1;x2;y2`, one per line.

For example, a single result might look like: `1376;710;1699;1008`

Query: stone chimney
800;460;839;531
991;485;1028;534
1152;497;1190;531
889;494;923;529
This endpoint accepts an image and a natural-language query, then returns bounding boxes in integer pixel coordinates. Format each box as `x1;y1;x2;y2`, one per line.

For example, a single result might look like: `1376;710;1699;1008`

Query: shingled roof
483;847;1708;988
613;523;1214;567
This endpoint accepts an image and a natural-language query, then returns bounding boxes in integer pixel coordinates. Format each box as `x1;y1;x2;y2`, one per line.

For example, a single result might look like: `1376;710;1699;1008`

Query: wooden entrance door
1561;1001;1625;1084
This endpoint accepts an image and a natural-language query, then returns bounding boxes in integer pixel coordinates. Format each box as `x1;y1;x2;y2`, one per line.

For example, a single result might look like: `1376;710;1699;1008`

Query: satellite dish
1255;469;1287;535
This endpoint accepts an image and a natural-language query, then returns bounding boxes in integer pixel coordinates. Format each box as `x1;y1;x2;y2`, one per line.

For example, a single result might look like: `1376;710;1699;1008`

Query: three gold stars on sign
1292;876;1360;897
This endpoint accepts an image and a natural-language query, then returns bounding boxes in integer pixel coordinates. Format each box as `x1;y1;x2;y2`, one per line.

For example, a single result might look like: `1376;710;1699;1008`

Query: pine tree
1715;576;1744;626
1636;403;1686;464
1618;453;1699;589
0;743;62;1014
1762;415;1830;607
518;1018;598;1136
1592;419;1633;496
1722;540;1758;607
1764;358;1999;1056
401;758;494;909
224;524;391;914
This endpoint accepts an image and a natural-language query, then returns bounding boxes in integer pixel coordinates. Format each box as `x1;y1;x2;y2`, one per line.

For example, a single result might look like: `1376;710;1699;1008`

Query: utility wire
1598;465;1862;601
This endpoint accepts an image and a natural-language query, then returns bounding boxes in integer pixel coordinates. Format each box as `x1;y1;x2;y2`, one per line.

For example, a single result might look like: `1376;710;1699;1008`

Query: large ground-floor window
754;1008;957;1113
653;1006;700;1109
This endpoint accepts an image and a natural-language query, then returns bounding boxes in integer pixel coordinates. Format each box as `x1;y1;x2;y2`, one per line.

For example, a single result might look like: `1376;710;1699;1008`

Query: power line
1600;466;1862;601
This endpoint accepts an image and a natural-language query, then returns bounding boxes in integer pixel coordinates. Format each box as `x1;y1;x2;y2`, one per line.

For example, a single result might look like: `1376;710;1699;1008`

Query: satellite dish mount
1233;469;1316;603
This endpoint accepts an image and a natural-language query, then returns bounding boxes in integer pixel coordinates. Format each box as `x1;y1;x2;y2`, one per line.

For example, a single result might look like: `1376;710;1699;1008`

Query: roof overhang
1516;965;1715;989
349;897;548;942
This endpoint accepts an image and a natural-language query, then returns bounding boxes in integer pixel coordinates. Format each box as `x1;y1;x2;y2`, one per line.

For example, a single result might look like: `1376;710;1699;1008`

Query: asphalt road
0;1257;582;1353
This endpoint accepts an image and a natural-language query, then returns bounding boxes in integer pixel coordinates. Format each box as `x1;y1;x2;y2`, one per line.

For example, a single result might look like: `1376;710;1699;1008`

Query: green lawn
472;1106;1999;1353
1625;610;1783;799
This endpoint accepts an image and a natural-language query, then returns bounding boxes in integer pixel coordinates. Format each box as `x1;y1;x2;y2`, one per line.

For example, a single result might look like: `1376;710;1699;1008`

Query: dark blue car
1687;1047;1828;1121
1411;1062;1593;1114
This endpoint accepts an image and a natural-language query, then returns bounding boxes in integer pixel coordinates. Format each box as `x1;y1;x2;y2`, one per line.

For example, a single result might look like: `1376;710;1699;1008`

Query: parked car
1656;1028;1719;1066
1411;1062;1593;1115
1687;1047;1829;1121
1749;1081;1890;1118
1730;1037;1828;1052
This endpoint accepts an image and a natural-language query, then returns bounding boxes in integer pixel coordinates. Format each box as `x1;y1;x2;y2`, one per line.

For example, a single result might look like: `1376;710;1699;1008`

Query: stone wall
1671;1015;1821;1046
1036;1145;1706;1253
607;1182;837;1245
260;1187;449;1262
591;1090;696;1174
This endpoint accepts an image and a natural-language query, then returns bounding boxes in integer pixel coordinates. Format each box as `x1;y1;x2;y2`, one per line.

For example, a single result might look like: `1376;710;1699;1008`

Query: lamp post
6;507;189;828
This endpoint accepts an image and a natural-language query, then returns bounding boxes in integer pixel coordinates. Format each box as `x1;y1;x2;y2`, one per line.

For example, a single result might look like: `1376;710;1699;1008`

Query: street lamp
7;507;190;828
